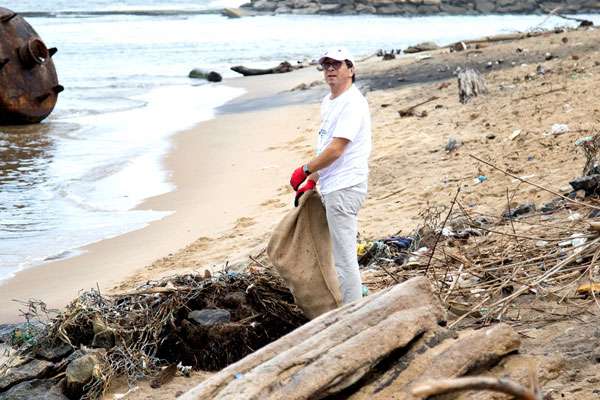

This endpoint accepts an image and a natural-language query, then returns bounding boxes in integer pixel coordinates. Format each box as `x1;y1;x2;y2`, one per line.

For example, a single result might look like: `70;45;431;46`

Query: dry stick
469;154;600;211
449;295;491;328
517;86;566;101
249;255;268;269
377;187;406;201
398;96;439;116
425;186;461;274
379;263;401;284
475;225;569;242
488;236;600;310
412;376;542;400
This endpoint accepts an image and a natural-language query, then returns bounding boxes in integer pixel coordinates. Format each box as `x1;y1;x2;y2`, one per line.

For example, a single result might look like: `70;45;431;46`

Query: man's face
321;58;353;87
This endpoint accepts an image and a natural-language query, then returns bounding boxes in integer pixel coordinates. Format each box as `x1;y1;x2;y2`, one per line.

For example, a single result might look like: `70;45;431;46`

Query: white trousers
322;181;367;304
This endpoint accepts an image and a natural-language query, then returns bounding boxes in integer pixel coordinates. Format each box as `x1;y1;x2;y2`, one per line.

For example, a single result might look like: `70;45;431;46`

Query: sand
1;23;600;400
0;66;323;323
3;27;600;324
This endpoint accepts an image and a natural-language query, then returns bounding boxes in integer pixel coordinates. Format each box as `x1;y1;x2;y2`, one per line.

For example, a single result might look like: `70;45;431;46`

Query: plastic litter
550;123;569;135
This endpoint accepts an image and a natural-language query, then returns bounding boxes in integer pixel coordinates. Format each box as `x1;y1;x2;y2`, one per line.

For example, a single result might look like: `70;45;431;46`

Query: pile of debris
360;133;600;332
0;270;306;399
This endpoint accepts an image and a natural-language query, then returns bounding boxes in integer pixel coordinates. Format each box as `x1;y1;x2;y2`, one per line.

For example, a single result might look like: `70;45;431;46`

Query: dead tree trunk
179;277;446;400
348;323;521;400
231;61;293;76
458;68;487;104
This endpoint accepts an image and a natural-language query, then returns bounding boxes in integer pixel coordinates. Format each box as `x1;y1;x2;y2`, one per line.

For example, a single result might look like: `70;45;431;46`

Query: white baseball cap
318;47;355;66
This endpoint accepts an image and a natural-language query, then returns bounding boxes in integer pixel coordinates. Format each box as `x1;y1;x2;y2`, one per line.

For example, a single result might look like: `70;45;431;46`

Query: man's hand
290;165;309;190
294;179;316;207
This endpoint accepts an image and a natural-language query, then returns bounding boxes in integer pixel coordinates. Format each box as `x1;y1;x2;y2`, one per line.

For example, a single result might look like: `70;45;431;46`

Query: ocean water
1;1;599;282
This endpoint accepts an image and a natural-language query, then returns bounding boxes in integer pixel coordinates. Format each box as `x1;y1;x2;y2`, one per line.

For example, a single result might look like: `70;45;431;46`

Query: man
289;46;372;304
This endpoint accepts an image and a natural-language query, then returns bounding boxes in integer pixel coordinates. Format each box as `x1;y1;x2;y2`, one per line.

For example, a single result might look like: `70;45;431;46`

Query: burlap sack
267;190;343;319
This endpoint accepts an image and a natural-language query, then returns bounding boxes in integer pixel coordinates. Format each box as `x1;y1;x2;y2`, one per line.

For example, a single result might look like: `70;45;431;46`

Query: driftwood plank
180;276;446;400
349;323;521;400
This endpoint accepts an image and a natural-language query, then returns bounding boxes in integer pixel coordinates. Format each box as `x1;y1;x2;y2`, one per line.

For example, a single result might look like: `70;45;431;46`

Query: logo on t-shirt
317;128;328;155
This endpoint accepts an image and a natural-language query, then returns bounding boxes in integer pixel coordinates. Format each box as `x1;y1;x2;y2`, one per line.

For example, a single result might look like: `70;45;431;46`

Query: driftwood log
348;323;521;400
231;61;294;76
180;277;522;400
458;68;487;104
412;376;543;400
179;277;446;399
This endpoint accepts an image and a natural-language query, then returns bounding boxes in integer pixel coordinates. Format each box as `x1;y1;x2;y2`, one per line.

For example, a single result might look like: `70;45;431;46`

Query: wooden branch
399;96;439;117
517;86;566;101
412;376;542;400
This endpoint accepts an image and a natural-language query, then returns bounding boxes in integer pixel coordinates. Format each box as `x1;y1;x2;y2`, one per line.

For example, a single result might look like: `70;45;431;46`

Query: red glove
290;164;309;190
294;179;316;207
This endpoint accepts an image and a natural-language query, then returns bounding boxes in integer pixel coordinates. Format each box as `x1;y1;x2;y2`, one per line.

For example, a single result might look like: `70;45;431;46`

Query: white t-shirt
317;84;371;195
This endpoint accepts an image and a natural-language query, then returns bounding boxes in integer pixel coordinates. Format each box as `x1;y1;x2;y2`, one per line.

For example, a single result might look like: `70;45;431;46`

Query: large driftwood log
348;323;521;400
231;61;294;76
458;68;487;104
179;277;446;400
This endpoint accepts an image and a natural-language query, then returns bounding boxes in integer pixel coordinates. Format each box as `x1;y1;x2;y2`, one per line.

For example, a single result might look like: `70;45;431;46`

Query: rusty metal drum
0;7;62;125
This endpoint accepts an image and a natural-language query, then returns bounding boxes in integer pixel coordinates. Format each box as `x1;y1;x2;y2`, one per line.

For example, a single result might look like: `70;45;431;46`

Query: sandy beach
3;26;600;324
0;66;324;322
2;17;600;399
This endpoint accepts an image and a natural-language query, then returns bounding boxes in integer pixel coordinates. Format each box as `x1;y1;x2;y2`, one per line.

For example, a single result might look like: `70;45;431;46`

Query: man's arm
306;137;350;174
290;137;350;191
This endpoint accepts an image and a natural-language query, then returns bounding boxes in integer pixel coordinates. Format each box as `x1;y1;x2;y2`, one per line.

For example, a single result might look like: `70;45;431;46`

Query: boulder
34;343;73;362
0;359;53;392
356;3;376;13
404;41;439;54
252;0;278;11
221;7;246;18
188;309;231;326
0;379;68;400
65;354;100;399
474;0;496;12
319;3;342;12
188;69;223;82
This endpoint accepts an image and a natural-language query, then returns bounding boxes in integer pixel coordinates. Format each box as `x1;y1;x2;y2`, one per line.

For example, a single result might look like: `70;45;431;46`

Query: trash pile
0;269;307;399
360;133;600;330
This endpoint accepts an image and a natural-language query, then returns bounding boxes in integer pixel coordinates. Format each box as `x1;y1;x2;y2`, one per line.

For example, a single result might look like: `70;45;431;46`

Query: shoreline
0;66;323;323
2;23;599;323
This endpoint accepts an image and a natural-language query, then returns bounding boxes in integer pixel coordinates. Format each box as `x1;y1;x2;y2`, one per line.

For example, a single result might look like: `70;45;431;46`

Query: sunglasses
320;60;352;70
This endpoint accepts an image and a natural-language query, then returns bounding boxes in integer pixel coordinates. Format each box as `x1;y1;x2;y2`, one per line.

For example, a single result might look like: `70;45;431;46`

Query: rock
91;329;115;349
188;309;231;326
356;3;376;13
189;69;222;82
0;379;68;400
570;175;600;196
319;3;342;12
474;0;496;12
65;354;100;399
221;7;246;18
34;343;73;362
404;41;439;54
503;202;536;219
0;359;54;392
252;0;278;11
